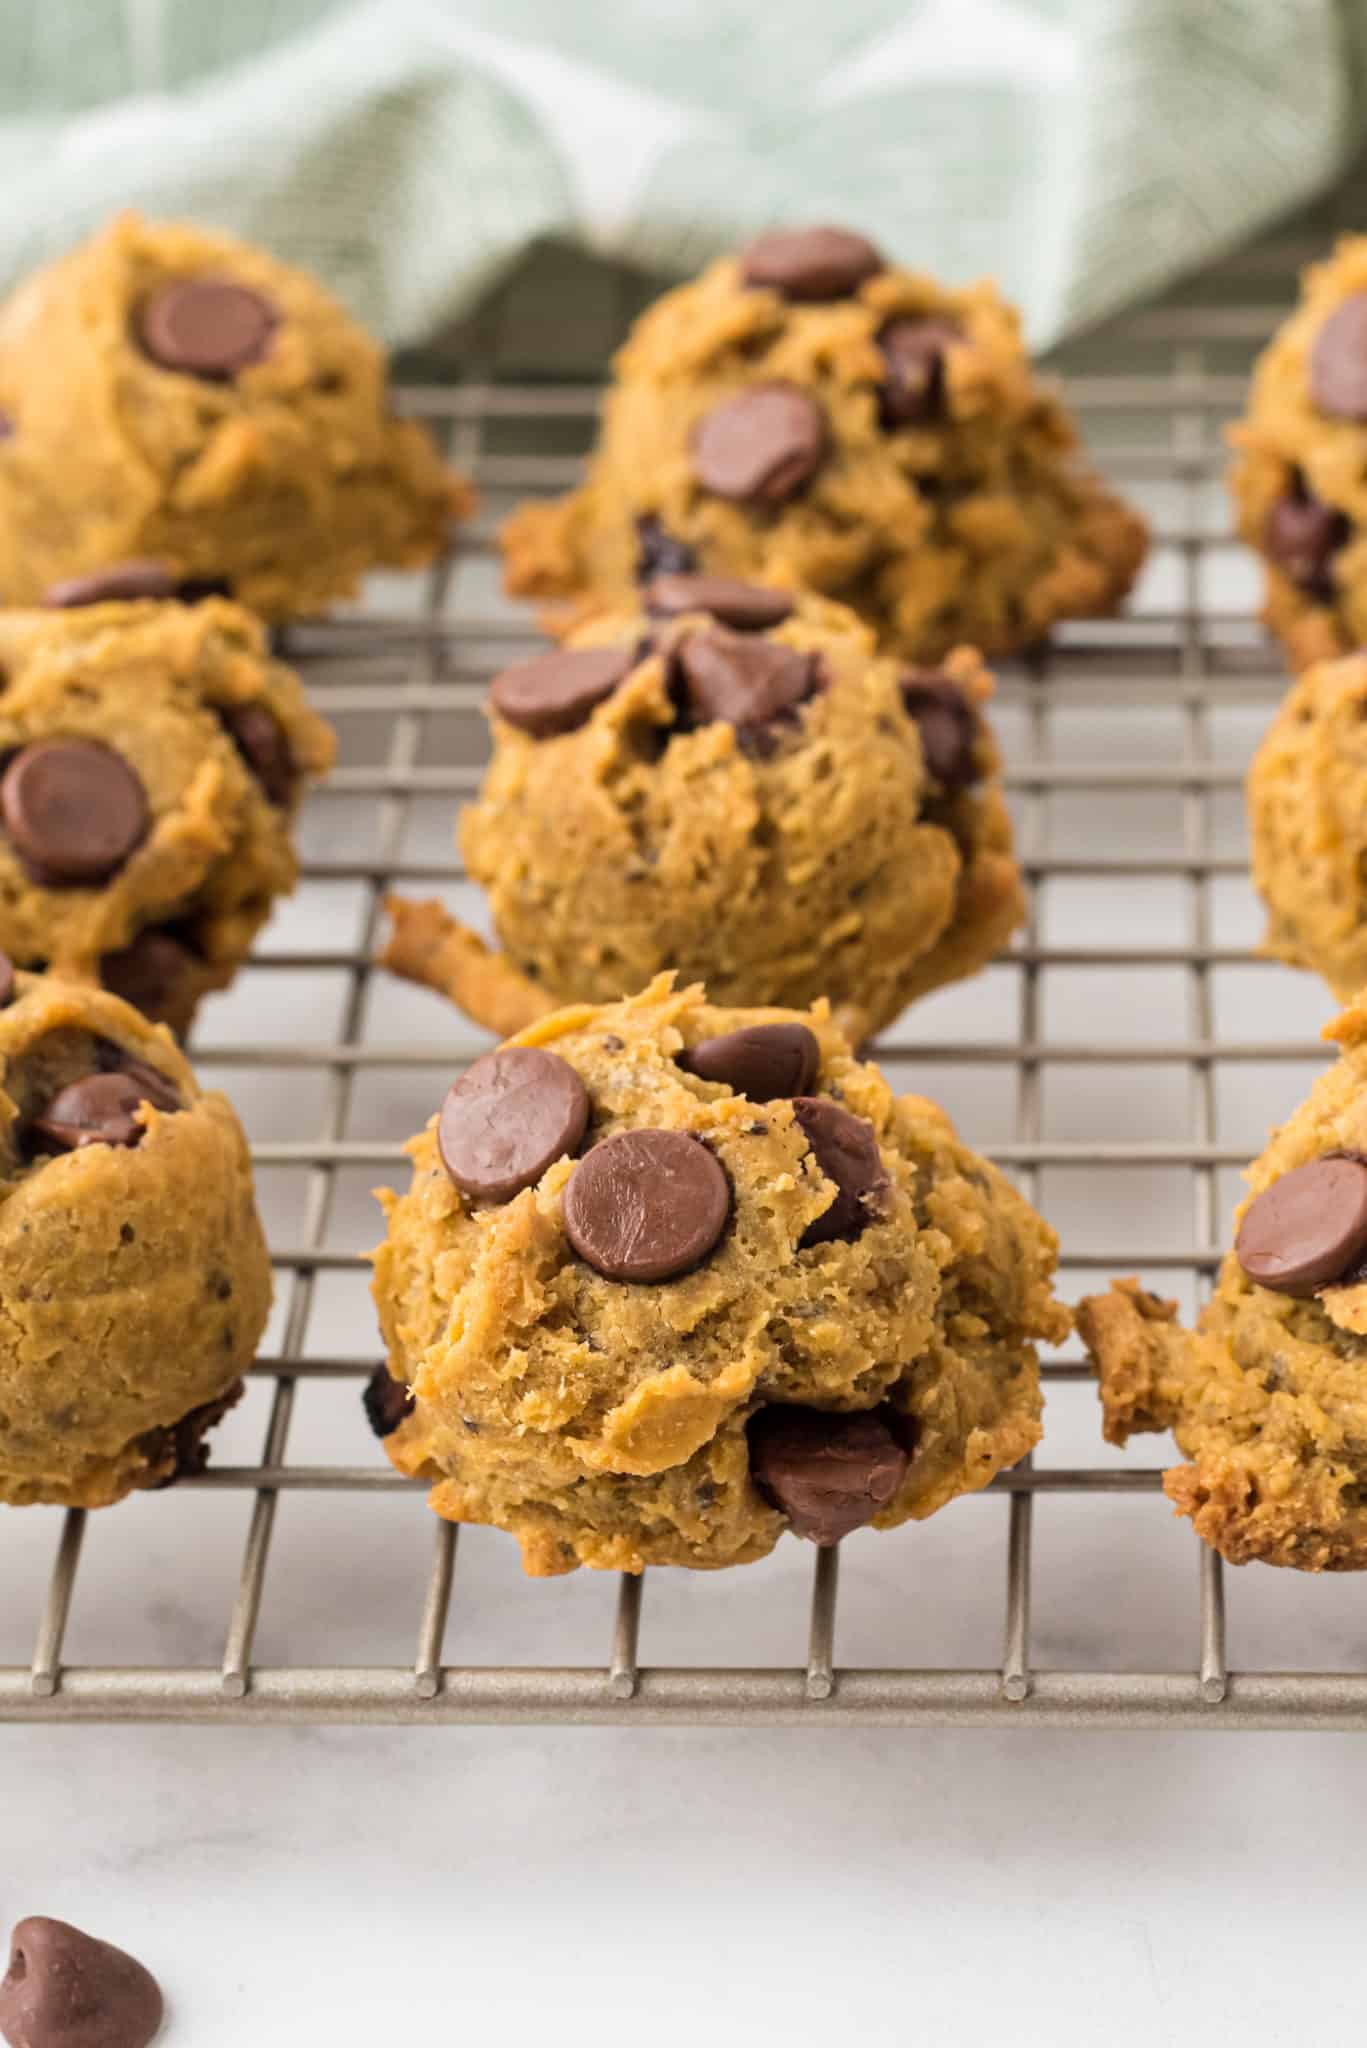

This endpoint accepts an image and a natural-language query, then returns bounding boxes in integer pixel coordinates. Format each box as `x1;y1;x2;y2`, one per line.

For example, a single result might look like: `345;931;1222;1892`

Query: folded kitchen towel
0;0;1362;357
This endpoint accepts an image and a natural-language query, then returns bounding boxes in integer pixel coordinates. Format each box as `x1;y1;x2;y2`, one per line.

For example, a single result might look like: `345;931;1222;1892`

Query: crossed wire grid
5;258;1367;1728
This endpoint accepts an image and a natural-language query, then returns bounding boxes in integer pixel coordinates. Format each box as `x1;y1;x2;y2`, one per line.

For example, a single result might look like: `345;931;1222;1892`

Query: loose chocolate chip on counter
793;1097;890;1247
690;384;827;503
489;647;633;739
438;1046;590;1203
1;741;149;885
31;1062;179;1154
1309;293;1367;419
679;1022;820;1101
363;1363;416;1440
138;276;276;380
219;701;295;806
748;1405;910;1543
676;631;818;746
635;515;698;581
0;952;13;1008
563;1128;730;1282
901;671;980;790
1235;1155;1367;1296
1264;488;1348;600
878;315;961;427
739;225;884;301
645;573;794;631
43;560;178;609
99;928;196;1022
0;1915;163;2048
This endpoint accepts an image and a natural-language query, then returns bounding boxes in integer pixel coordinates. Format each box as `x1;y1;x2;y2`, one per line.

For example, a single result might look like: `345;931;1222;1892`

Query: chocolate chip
1264;487;1348;599
31;1063;179;1153
138;277;276;380
645;574;794;631
99;928;196;1022
1309;294;1367;418
901;672;980;790
793;1097;889;1247
437;1046;590;1203
1;741;148;885
748;1405;910;1543
563;1128;730;1282
220;701;295;806
0;952;13;1009
878;315;961;427
154;1385;242;1487
0;1916;162;2048
489;647;633;739
690;384;827;503
43;560;178;608
0;412;13;445
675;631;818;747
635;515;698;581
1235;1155;1367;1296
679;1022;820;1100
363;1363;415;1440
739;226;884;301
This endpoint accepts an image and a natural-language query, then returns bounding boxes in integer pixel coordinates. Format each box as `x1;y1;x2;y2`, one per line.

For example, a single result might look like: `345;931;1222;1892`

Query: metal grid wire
5;233;1367;1729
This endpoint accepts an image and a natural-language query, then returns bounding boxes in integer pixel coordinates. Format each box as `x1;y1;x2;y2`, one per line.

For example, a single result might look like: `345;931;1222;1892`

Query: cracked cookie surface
370;976;1067;1575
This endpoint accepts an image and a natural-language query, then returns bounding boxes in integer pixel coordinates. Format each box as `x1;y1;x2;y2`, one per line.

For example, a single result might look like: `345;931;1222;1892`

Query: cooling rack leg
805;1545;839;1701
609;1573;644;1701
413;1521;458;1698
1199;1544;1228;1705
29;1508;86;1699
1002;1472;1034;1704
220;1377;297;1697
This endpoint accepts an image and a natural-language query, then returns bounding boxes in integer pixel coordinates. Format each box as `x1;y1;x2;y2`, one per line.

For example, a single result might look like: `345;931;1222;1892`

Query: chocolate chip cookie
0;212;471;620
369;976;1068;1575
0;596;334;1034
501;224;1147;663
1246;646;1367;998
383;584;1023;1044
1078;992;1367;1570
0;966;270;1508
1229;236;1367;669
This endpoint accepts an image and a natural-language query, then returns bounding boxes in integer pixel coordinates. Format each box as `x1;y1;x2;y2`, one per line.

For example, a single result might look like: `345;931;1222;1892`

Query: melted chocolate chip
138;277;277;380
1264;487;1348;599
679;1023;820;1101
220;701;295;806
0;1916;163;2048
748;1405;910;1543
1235;1155;1367;1296
563;1128;730;1282
43;560;178;608
30;1061;180;1154
878;315;961;428
901;672;980;790
489;647;633;739
363;1363;416;1440
437;1047;590;1203
1309;293;1367;419
690;384;827;503
739;226;884;301
1;740;149;885
793;1097;889;1247
635;515;698;581
645;573;794;631
675;631;819;748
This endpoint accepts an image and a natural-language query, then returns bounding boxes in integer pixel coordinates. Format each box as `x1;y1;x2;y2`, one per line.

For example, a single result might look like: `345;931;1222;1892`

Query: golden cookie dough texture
501;245;1147;662
1229;237;1367;670
1247;647;1367;999
1078;994;1367;1570
384;592;1023;1044
0;972;271;1507
0;213;470;620
372;977;1069;1576
0;598;335;1034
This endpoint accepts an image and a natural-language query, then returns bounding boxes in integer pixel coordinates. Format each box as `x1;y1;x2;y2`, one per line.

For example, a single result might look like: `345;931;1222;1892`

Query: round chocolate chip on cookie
878;316;960;427
793;1097;890;1247
748;1404;910;1543
44;559;179;608
438;1046;590;1203
220;701;296;806
139;276;277;380
675;631;818;745
1235;1154;1367;1296
1;739;149;884
690;383;827;504
1264;490;1349;598
644;573;794;631
31;1061;180;1153
679;1022;820;1100
1309;293;1367;420
564;1127;730;1282
901;672;980;790
739;226;884;302
490;647;634;739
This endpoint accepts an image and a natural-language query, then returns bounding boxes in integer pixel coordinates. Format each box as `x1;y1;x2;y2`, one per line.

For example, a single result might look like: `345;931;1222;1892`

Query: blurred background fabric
1;0;1365;362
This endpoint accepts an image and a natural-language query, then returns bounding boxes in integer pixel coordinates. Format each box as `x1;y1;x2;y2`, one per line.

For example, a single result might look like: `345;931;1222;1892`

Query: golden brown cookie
0;966;271;1508
0;213;471;620
1247;647;1367;998
383;585;1023;1043
1078;993;1367;1570
0;597;334;1035
369;976;1068;1576
1228;236;1367;669
501;224;1147;663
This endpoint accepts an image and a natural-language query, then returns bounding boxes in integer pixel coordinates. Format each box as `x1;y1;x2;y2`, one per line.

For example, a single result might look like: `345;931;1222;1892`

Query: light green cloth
0;0;1364;357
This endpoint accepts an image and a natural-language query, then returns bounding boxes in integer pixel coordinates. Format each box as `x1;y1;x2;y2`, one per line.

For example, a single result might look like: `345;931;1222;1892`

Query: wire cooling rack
6;218;1367;1731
